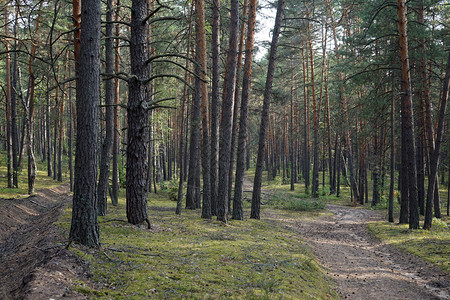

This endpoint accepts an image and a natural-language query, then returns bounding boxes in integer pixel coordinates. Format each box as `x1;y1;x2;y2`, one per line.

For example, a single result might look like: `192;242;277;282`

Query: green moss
368;219;450;273
73;280;107;297
61;189;338;299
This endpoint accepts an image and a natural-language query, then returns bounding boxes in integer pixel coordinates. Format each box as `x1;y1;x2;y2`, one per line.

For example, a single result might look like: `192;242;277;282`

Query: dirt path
291;204;450;300
0;184;89;299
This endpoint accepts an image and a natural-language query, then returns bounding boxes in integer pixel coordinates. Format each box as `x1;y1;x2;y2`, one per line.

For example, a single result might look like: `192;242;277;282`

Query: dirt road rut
293;204;450;299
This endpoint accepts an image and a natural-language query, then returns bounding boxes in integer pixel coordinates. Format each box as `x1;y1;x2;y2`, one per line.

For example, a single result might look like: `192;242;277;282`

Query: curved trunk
424;52;449;229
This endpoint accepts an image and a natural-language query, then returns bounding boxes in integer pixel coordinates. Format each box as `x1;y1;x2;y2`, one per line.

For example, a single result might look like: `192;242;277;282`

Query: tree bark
97;0;115;216
424;52;449;229
176;2;193;215
233;0;257;220
397;0;419;229
194;0;211;219
111;0;121;206
4;6;13;188
69;0;101;247
46;79;53;178
290;70;295;192
326;0;359;202
126;0;151;228
307;10;319;198
301;48;310;193
389;75;395;223
251;0;285;219
209;0;220;217
11;6;19;188
228;0;248;212
217;0;240;222
58;53;68;183
24;3;43;194
186;34;201;210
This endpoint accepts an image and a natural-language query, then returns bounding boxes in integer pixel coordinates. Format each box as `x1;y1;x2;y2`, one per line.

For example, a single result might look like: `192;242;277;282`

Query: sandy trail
292;204;450;300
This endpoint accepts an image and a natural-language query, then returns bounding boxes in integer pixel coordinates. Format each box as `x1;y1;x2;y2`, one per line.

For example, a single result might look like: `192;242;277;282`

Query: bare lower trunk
97;0;115;216
126;0;150;228
397;0;419;229
209;0;220;217
69;0;100;247
233;0;256;220
111;0;121;206
251;0;285;219
424;52;449;229
217;0;240;222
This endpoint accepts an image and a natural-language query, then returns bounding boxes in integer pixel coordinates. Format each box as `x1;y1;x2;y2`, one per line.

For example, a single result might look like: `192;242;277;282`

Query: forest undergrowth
1;156;449;298
57;188;338;299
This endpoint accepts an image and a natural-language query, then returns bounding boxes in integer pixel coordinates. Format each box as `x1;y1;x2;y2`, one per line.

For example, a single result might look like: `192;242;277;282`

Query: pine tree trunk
194;0;211;219
186;38;201;210
308;12;319;198
126;0;151;228
176;2;193;215
111;0;121;206
301;48;310;193
11;7;19;188
290;71;295;191
416;95;426;215
228;0;248;212
397;0;419;229
4;6;13;188
217;0;240;222
325;72;334;194
68;79;74;192
58;54;68;182
251;0;285;219
326;0;359;201
46;80;53;178
389;81;395;223
336;141;341;197
209;0;220;217
372;132;380;206
25;4;42;194
97;0;115;216
424;52;449;229
233;0;256;220
69;0;100;247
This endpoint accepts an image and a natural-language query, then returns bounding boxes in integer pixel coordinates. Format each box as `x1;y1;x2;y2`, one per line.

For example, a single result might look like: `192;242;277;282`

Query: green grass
59;190;338;299
0;151;69;198
368;217;450;274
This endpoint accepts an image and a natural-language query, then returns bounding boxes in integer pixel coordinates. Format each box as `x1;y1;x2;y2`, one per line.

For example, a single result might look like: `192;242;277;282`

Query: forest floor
0;181;449;299
290;204;450;299
0;184;89;299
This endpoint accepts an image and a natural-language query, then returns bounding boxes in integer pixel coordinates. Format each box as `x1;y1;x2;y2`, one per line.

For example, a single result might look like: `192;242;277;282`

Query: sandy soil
0;184;89;299
291;204;450;300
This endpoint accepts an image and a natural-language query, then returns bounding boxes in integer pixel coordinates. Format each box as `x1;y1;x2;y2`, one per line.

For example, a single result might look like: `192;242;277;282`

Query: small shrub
167;178;179;201
320;185;330;196
432;217;449;231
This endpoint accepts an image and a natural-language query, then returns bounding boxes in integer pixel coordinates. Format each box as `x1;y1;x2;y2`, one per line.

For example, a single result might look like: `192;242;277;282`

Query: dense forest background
0;0;449;247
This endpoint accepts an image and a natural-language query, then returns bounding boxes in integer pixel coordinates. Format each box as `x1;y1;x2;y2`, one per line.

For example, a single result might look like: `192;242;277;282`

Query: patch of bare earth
0;184;90;299
285;204;450;299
